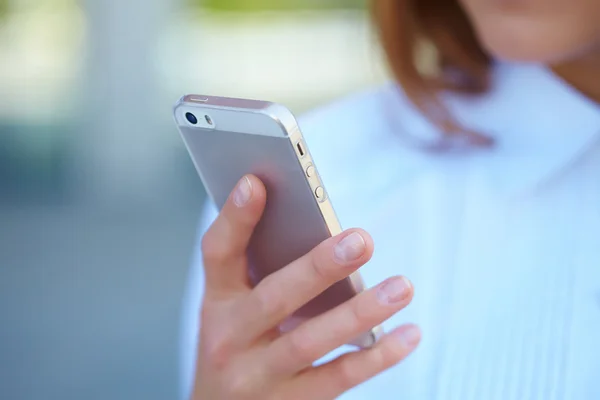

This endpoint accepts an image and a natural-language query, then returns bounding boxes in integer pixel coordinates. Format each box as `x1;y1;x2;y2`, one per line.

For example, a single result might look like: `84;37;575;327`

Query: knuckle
333;349;386;391
202;329;236;370
287;330;317;365
308;244;336;282
226;362;269;399
252;277;286;318
329;299;366;338
227;371;258;398
364;346;388;371
235;208;257;228
348;297;370;328
201;232;230;266
334;357;363;390
342;307;363;335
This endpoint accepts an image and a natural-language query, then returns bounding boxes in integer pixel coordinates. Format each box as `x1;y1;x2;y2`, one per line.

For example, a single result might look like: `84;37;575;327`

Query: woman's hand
192;175;420;400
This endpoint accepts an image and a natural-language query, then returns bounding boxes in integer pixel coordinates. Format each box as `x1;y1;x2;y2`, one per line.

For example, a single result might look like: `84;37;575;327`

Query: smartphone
173;94;382;348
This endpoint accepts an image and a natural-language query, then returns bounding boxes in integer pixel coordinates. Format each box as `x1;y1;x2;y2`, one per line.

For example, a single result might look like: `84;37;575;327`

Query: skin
194;176;419;400
459;0;600;102
193;2;600;399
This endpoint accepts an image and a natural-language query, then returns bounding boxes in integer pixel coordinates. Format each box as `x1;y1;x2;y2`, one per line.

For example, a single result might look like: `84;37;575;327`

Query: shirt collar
465;62;600;196
385;62;600;197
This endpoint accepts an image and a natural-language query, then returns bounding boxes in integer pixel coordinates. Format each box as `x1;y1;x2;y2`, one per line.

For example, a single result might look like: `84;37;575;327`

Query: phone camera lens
185;112;198;125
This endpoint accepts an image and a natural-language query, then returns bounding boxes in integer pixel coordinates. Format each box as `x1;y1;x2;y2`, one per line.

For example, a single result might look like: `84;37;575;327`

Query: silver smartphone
173;94;382;348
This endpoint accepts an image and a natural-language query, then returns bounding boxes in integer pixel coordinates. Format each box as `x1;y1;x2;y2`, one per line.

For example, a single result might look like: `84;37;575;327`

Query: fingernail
333;232;366;264
394;325;421;348
233;176;252;207
376;277;411;305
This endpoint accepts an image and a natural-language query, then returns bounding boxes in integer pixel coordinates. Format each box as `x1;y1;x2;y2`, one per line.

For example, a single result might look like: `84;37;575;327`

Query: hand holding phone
193;175;420;400
175;94;387;345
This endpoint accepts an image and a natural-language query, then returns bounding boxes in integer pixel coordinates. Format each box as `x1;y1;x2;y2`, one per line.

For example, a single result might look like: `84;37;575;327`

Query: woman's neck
552;49;600;104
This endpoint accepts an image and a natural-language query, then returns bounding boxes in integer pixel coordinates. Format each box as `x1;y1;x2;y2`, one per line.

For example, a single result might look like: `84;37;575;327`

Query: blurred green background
0;0;386;399
198;0;366;11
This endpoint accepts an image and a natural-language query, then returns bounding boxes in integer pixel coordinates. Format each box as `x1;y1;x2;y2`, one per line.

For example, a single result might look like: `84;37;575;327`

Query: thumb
201;175;266;298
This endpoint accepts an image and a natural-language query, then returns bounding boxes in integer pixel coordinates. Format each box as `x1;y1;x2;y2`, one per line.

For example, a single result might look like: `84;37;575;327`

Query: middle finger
230;229;374;344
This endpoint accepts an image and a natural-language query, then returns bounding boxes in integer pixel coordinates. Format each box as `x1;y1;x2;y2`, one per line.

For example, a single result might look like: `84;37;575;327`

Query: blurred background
0;0;388;399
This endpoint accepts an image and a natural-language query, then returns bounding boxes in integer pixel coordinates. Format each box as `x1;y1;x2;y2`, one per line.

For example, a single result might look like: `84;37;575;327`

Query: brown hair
372;0;494;147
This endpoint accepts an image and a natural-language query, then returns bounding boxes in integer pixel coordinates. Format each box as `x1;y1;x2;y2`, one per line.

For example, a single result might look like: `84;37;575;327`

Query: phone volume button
306;164;316;178
315;186;325;201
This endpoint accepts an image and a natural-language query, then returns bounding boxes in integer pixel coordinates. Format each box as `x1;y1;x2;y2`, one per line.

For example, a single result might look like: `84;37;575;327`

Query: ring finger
265;275;414;376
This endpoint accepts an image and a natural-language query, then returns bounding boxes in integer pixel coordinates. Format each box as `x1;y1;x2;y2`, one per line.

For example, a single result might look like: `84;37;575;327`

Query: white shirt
180;62;600;400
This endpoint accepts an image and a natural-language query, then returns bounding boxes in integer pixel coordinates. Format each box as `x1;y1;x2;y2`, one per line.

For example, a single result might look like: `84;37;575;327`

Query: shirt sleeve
179;200;218;400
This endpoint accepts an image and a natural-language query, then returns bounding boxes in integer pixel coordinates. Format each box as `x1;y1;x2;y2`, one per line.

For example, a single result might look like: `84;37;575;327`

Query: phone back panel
175;96;378;345
181;126;329;279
